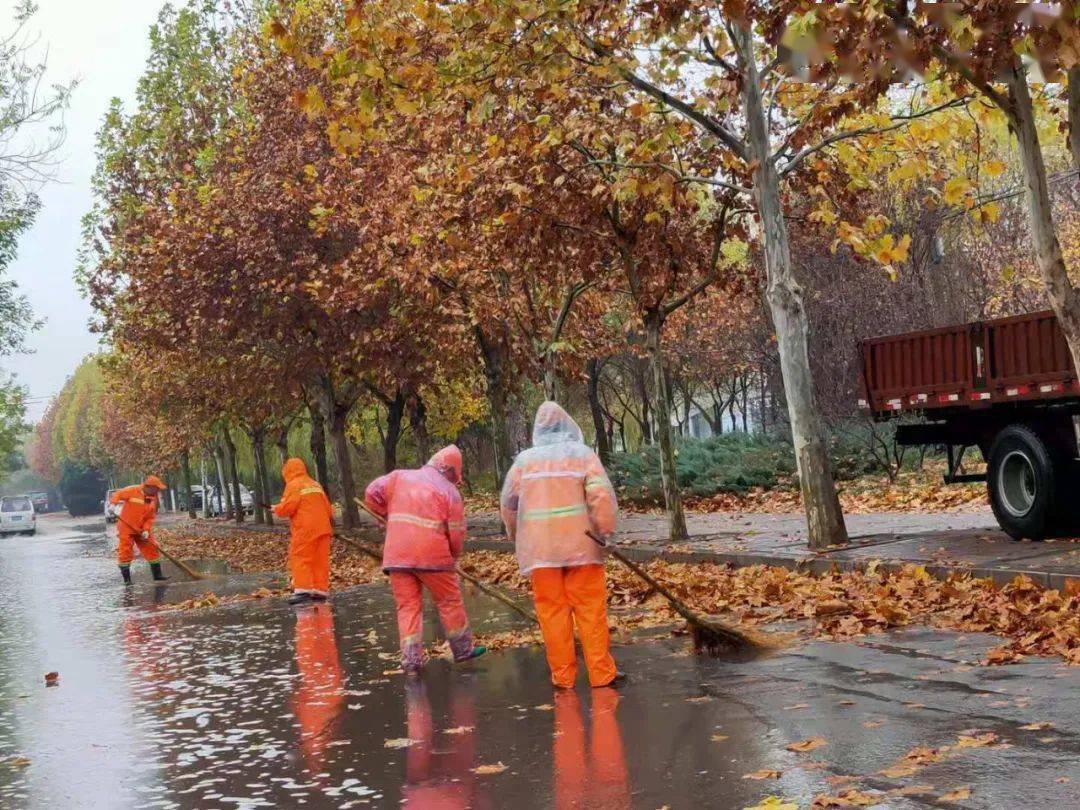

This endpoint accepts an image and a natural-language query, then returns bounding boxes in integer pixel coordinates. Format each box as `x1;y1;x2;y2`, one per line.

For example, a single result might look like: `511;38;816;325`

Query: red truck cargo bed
859;310;1078;415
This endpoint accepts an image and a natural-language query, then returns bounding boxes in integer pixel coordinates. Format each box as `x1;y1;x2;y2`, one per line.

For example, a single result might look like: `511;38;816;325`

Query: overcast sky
2;0;169;421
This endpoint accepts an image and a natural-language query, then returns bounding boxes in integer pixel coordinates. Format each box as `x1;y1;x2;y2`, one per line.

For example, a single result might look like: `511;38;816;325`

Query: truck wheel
987;425;1056;540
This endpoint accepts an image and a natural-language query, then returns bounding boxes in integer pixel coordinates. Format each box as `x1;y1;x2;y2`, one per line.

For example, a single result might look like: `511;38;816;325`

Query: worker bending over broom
274;458;335;606
364;445;486;674
112;475;170;584
501;402;624;690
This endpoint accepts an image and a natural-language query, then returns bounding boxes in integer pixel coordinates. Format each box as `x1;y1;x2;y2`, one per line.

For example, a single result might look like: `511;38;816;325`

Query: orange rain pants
117;530;161;566
531;564;617;689
389;571;474;669
290;533;331;596
554;688;629;810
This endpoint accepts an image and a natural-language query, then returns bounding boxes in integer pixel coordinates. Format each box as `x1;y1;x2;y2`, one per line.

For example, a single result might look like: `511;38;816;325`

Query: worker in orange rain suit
112;475;169;584
292;602;345;775
501;401;623;689
273;458;335;606
364;445;486;673
554;688;630;810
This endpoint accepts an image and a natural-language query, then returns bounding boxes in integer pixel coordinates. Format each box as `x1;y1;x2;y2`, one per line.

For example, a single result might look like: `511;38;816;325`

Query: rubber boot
119;565;132;585
150;562;169;581
288;592;313;606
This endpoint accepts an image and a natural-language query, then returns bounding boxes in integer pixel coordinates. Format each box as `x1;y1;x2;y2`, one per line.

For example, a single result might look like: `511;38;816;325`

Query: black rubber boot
150;562;169;581
119;565;132;585
288;592;313;606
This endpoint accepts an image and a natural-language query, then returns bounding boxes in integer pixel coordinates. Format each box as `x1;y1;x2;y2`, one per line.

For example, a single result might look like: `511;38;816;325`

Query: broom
585;530;758;655
352;500;539;626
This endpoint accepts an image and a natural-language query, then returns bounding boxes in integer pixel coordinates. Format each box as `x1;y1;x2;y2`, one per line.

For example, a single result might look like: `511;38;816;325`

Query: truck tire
987;425;1057;540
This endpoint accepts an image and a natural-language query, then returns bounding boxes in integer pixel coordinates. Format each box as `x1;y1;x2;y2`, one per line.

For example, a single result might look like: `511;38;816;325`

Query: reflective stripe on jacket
365;460;466;573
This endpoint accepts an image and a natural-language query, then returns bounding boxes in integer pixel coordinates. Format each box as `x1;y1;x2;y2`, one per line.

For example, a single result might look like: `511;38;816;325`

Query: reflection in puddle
403;679;489;808
554;689;630;810
292;603;345;776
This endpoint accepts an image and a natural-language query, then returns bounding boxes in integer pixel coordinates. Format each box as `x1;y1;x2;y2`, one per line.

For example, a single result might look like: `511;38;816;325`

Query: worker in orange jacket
365;445;486;673
501;402;623;689
112;475;169;584
273;458;335;606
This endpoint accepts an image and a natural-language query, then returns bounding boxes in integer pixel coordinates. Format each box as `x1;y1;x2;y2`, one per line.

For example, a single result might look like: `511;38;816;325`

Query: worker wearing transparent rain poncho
500;402;623;689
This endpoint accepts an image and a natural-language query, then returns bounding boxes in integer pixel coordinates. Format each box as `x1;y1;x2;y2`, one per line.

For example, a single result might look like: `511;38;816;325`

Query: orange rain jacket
111;485;159;538
364;445;466;572
500;402;618;575
273;458;335;539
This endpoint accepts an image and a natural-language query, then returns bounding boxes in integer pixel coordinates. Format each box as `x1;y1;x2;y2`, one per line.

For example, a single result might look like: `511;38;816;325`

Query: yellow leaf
745;798;798;810
786;737;827;753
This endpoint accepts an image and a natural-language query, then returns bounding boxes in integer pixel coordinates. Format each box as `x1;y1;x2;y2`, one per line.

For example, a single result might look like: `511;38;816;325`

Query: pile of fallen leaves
162;586;289;613
461;551;1080;665
156;527;382;590
626;462;987;515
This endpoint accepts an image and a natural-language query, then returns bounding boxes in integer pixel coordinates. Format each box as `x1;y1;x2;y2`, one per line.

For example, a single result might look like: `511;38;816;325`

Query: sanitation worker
364;445;486;673
500;402;623;689
273;458;335;605
112;475;169;584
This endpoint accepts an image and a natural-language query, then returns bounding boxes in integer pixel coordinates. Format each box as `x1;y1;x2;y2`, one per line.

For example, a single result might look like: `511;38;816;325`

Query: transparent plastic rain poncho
500;402;618;575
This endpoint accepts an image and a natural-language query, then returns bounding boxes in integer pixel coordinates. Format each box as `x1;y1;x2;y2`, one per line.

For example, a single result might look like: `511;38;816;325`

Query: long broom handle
587;530;704;626
116;513;204;581
355;499;539;626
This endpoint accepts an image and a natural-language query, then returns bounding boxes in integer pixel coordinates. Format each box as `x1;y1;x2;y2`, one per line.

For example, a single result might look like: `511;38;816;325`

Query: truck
859;309;1080;541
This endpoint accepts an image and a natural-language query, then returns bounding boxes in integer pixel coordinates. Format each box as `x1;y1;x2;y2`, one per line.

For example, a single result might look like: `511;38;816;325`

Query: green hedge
609;433;796;502
609;428;920;503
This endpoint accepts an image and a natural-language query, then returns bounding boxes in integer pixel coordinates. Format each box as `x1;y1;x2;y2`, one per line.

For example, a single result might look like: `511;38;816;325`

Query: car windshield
2;497;32;512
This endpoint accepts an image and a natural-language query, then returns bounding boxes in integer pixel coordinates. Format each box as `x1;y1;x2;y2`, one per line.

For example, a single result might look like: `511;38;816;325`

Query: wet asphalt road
1;515;1080;809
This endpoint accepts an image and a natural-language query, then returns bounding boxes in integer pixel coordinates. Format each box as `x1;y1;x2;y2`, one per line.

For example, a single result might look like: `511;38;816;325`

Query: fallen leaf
743;769;782;780
443;726;474;735
711;734;730;742
744;797;797;810
383;738;416;749
533;704;554;711
44;672;59;687
812;788;879;807
783;704;810;711
940;786;972;802
955;732;997;748
472;762;508;775
862;718;887;729
786;737;827;753
1019;721;1052;731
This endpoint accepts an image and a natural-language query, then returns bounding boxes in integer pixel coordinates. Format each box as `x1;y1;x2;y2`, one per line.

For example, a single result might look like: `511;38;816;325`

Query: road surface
1;513;1079;808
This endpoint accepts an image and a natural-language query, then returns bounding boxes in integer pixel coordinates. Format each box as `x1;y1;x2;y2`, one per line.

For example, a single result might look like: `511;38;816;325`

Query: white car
104;489;123;523
1;495;37;536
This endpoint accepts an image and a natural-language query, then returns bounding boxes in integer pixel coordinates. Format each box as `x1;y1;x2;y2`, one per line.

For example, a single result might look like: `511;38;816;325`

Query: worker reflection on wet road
554;688;630;809
291;603;345;775
403;678;489;809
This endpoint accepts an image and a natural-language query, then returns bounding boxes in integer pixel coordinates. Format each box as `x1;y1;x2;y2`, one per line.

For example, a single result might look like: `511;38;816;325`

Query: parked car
192;484;256;517
104;489;123;523
28;491;50;514
1;495;36;536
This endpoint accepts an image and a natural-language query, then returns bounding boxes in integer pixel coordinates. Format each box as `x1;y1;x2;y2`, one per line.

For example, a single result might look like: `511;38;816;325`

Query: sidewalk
167;505;1080;591
463;507;1080;591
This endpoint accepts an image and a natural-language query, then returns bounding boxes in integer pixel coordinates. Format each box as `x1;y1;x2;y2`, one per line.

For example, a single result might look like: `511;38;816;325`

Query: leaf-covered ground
157;527;1080;665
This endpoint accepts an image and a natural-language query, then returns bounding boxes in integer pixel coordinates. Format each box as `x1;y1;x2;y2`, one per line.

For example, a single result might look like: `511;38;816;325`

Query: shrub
609;433;796;503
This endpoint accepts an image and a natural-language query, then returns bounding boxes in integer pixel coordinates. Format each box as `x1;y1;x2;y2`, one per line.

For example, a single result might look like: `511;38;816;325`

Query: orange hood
282;458;310;483
426;445;463;485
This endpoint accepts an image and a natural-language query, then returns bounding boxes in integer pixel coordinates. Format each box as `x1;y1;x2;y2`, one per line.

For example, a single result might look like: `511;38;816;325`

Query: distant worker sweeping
365;445;486;674
274;458;335;606
501;402;624;690
112;475;169;584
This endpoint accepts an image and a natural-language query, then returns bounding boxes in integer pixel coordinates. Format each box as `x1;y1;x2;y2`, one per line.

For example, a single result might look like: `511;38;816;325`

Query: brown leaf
786;737;827;753
742;769;783;780
472;762;508;775
940;786;972;802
